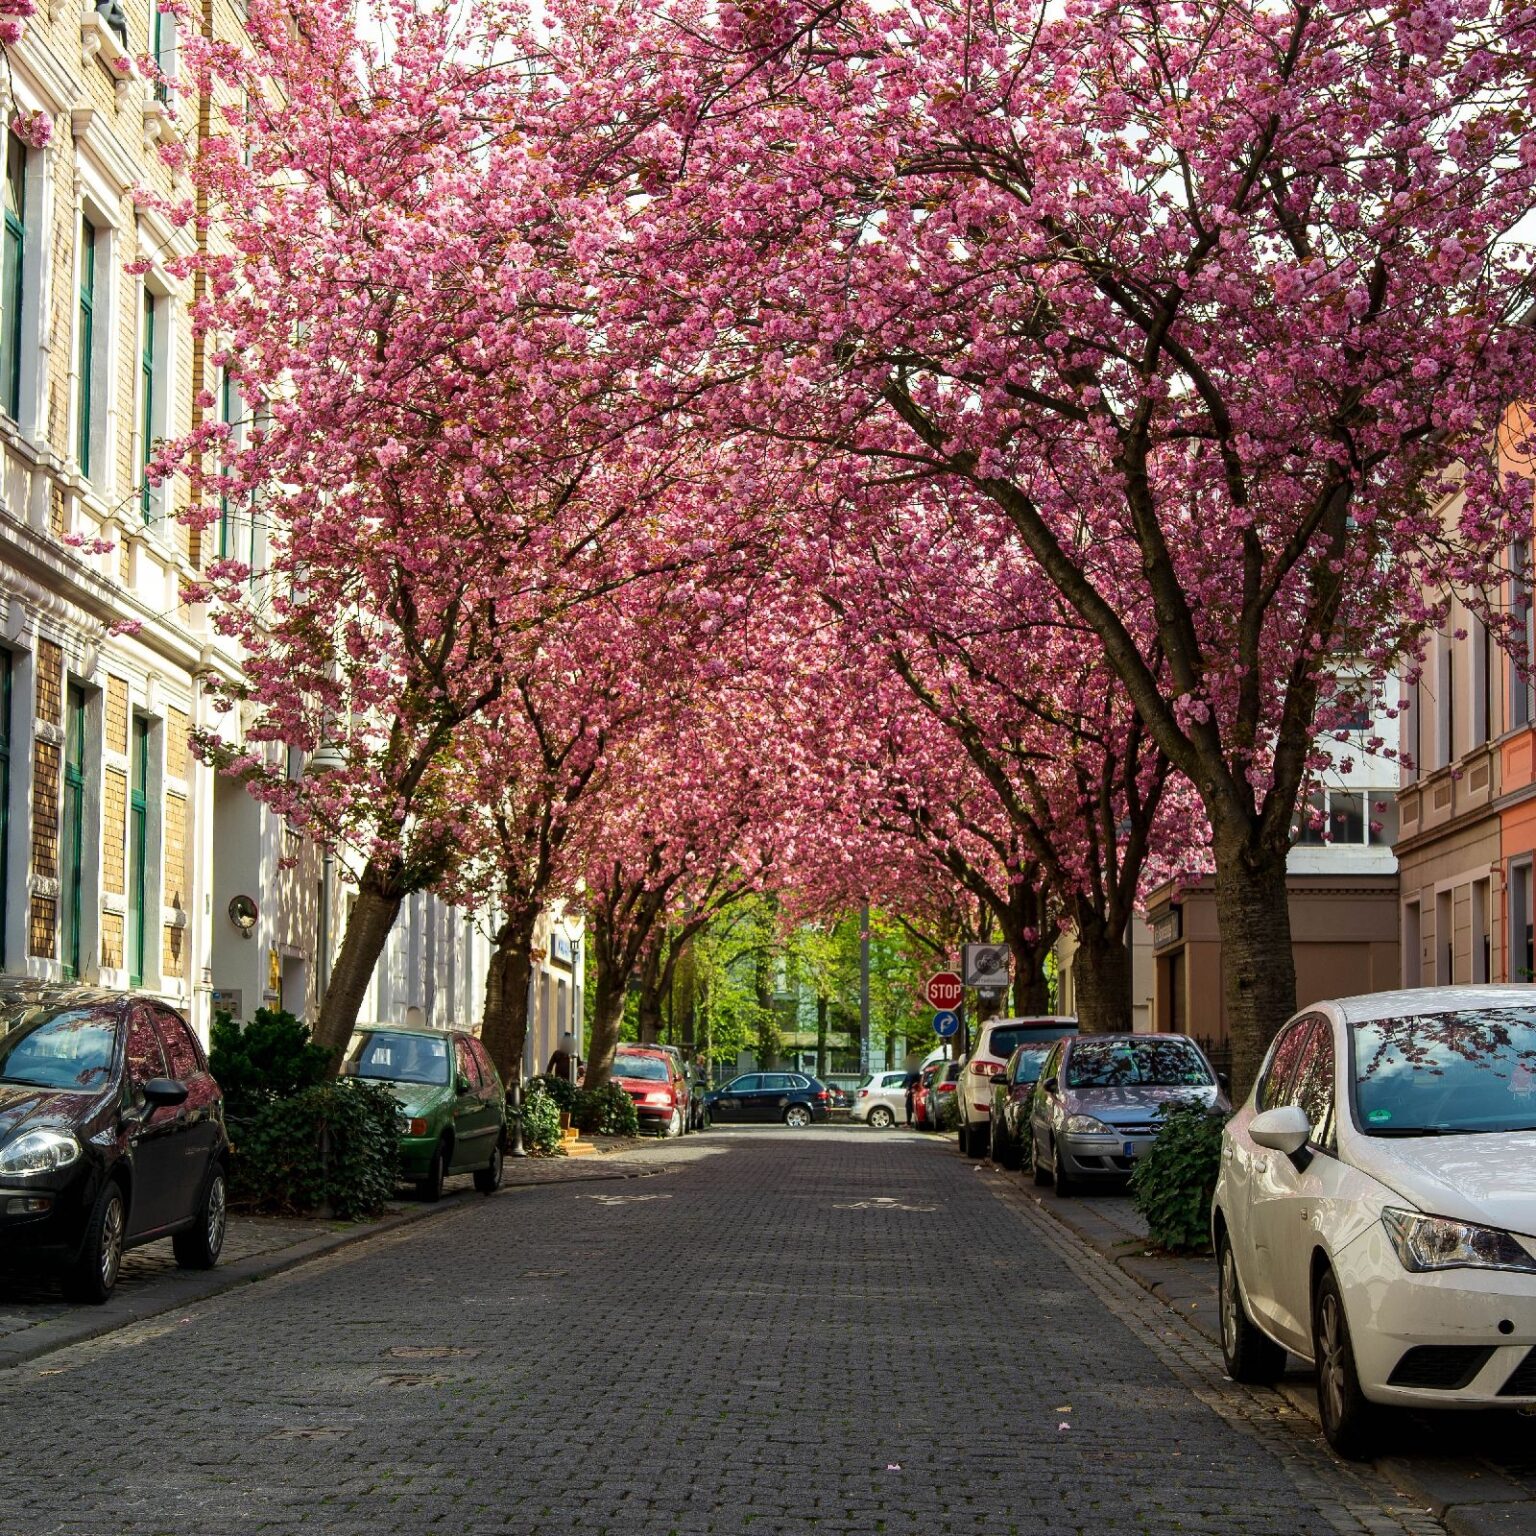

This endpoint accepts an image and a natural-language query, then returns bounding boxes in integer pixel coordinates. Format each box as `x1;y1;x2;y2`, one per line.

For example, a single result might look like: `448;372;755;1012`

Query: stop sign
925;971;963;1010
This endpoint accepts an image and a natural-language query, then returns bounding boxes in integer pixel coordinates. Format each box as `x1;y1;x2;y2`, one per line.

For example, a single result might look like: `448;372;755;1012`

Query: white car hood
1348;1130;1536;1237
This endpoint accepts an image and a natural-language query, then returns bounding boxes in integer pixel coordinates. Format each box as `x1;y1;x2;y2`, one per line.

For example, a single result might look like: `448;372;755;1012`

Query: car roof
985;1016;1077;1028
352;1024;463;1041
1318;985;1536;1026
0;979;149;1012
616;1044;672;1056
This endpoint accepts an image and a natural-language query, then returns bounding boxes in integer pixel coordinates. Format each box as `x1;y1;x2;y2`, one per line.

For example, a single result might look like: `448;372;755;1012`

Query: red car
921;1061;961;1130
610;1048;690;1138
913;1062;941;1129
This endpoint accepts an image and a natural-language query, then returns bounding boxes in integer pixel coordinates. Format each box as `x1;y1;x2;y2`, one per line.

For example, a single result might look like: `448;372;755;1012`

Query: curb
0;1156;670;1374
1018;1177;1536;1536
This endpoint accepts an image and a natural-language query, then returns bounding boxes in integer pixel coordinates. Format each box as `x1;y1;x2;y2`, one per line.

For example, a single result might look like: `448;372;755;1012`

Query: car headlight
1065;1114;1115;1136
0;1129;82;1176
1381;1207;1536;1274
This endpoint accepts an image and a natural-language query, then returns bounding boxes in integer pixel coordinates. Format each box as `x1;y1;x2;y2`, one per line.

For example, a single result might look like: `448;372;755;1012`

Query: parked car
706;1071;830;1126
957;1016;1078;1157
0;983;229;1303
609;1047;690;1137
1029;1033;1225;1194
988;1042;1057;1168
851;1070;909;1128
913;1061;942;1130
1213;986;1536;1459
824;1082;853;1112
925;1061;963;1130
683;1063;711;1130
344;1026;506;1199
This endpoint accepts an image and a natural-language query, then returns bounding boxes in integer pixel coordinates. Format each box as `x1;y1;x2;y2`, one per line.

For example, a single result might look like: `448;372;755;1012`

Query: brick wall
106;676;128;756
29;897;55;960
101;911;124;970
163;922;188;980
103;767;127;895
31;739;59;883
165;791;186;913
166;706;189;780
35;640;61;727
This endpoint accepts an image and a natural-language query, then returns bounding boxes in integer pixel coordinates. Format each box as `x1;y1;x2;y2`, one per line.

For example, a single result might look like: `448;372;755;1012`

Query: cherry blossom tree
609;0;1536;1088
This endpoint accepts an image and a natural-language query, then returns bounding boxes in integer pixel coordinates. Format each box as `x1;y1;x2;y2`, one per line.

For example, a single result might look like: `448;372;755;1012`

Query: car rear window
613;1055;669;1081
986;1024;1074;1059
1066;1037;1212;1088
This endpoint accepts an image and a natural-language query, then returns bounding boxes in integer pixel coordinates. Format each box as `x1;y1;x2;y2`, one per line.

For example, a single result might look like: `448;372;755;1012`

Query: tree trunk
481;923;535;1087
1010;935;1052;1015
313;856;404;1065
1213;828;1297;1101
636;948;664;1043
583;968;628;1090
1069;913;1133;1034
815;995;828;1079
676;940;696;1052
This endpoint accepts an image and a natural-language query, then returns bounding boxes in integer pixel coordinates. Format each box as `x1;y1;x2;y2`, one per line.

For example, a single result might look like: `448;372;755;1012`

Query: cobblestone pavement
0;1127;1450;1536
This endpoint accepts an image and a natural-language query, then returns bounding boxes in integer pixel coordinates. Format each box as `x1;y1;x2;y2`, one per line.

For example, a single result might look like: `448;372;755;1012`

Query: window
125;1006;167;1088
1512;540;1533;729
151;3;174;101
729;1074;762;1092
1328;792;1364;846
1367;792;1399;846
61;685;86;979
467;1036;496;1086
0;651;11;969
1293;791;1326;846
140;289;159;522
1257;1020;1314;1112
128;716;149;986
2;133;24;421
153;1008;201;1079
1510;859;1534;983
1290;1020;1336;1153
217;368;237;558
1294;788;1395;848
1438;631;1454;767
77;219;96;477
454;1037;478;1087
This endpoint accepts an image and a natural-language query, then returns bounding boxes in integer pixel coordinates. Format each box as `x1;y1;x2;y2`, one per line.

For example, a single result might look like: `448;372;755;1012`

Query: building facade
0;0;573;1049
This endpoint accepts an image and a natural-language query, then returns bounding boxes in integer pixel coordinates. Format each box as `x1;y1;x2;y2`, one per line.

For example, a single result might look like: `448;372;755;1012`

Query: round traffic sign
933;1010;959;1038
925;971;962;1010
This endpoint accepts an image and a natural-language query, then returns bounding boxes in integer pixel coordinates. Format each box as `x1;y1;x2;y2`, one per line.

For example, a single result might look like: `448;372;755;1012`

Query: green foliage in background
527;1072;578;1112
513;1082;563;1155
1128;1103;1227;1253
574;1082;640;1136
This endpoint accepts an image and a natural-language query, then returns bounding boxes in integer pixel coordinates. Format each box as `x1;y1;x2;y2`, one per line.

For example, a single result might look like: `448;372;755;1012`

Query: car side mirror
456;1072;473;1095
1217;1072;1230;1091
1249;1104;1310;1156
1042;1076;1058;1096
143;1077;188;1109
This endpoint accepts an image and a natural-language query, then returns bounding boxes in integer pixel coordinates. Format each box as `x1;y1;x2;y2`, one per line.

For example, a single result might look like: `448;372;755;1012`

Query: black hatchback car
0;983;229;1303
705;1071;831;1126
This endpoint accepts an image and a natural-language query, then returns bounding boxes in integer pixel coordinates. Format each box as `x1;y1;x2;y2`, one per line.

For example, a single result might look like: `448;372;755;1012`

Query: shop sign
1152;910;1182;951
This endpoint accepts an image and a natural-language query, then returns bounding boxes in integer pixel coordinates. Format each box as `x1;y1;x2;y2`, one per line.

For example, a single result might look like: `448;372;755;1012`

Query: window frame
128;715;150;987
77;217;97;478
2;132;25;423
61;683;87;980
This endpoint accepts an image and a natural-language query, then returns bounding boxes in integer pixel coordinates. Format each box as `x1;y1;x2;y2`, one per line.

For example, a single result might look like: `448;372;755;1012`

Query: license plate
1123;1142;1137;1159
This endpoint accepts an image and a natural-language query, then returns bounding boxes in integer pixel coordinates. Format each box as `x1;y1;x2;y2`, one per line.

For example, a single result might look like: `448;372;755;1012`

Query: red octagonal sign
925;972;963;1011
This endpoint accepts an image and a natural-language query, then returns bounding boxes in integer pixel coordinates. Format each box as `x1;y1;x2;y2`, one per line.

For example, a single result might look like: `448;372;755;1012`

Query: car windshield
346;1032;450;1087
1066;1038;1212;1089
0;1008;117;1091
613;1056;668;1081
1009;1047;1054;1084
989;1025;1073;1058
1353;1008;1536;1135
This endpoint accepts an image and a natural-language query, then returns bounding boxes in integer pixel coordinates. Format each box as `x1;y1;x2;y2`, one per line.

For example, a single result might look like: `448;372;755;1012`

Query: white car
851;1070;911;1128
956;1016;1076;1157
1212;986;1536;1459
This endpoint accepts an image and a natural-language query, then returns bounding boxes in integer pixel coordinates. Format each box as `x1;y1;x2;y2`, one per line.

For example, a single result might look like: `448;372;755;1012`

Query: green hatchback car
343;1026;506;1201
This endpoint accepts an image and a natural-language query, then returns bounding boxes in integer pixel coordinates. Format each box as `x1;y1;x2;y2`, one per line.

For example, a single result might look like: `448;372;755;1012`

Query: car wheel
998;1129;1021;1171
62;1178;126;1304
1052;1136;1078;1196
784;1104;812;1128
869;1106;894;1129
474;1140;504;1194
964;1124;985;1159
416;1142;447;1203
663;1107;684;1138
173;1164;228;1270
1313;1267;1378;1460
1031;1130;1052;1186
1217;1232;1285;1384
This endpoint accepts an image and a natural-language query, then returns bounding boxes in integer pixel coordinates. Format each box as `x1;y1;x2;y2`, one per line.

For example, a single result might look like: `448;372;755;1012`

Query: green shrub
228;1078;401;1219
209;1008;333;1121
512;1082;563;1155
574;1082;640;1137
1128;1102;1227;1252
527;1072;578;1113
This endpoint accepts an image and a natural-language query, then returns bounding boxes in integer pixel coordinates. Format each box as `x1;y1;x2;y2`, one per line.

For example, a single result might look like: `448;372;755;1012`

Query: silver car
1029;1033;1227;1196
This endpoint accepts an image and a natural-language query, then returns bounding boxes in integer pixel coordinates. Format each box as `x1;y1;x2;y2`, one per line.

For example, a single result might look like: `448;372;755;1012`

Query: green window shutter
78;219;95;478
2;133;26;422
0;652;12;970
62;685;86;979
140;290;156;523
128;716;149;986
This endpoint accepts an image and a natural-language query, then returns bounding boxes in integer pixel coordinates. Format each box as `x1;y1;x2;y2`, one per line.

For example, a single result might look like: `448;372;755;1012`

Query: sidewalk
0;1138;673;1372
1019;1177;1536;1536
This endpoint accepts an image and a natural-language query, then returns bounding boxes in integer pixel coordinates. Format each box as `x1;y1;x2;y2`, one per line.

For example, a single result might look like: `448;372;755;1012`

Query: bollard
508;1075;528;1158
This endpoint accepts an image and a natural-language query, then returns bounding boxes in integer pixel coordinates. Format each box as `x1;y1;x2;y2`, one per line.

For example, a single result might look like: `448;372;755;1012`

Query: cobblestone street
0;1129;1455;1536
